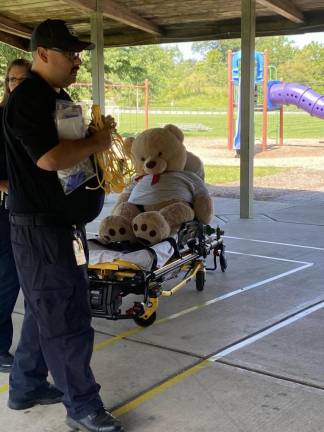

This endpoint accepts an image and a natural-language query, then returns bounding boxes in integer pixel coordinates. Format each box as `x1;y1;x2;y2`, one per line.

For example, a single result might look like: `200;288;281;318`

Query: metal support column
240;0;256;218
90;0;105;114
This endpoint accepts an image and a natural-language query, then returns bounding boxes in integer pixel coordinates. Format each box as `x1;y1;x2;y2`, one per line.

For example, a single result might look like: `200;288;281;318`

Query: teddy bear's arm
186;172;214;224
193;193;214;224
185;151;205;180
112;191;131;213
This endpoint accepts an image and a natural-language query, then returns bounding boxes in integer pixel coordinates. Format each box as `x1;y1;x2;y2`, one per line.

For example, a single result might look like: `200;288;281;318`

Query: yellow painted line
93;327;143;351
112;360;211;417
93;312;207;352
0;384;9;394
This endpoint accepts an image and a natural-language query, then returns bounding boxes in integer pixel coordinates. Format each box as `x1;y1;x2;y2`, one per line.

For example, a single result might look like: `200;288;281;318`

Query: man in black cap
3;19;124;432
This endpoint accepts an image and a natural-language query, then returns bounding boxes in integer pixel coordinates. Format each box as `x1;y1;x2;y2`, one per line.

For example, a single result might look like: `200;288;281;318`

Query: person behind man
0;58;31;372
3;19;124;432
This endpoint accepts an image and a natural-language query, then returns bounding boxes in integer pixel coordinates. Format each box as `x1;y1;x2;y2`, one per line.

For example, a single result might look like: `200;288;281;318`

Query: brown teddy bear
99;124;214;245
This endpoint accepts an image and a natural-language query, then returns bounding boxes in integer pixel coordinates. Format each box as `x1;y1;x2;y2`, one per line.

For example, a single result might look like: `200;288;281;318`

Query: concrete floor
1;193;324;432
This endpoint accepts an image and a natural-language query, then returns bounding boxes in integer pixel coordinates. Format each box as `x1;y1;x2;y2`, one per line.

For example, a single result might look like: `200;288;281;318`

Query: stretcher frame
88;221;227;327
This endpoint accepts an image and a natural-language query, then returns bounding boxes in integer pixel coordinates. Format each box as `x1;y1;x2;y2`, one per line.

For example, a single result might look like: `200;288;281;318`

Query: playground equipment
269;82;324;119
227;49;284;152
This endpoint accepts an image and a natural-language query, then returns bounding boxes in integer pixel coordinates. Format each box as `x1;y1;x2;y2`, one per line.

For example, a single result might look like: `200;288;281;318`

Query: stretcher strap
164;237;180;258
143;246;158;271
88;238;144;253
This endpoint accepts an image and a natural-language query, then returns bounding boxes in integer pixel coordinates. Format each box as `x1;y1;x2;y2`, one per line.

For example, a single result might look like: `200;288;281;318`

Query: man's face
44;48;82;88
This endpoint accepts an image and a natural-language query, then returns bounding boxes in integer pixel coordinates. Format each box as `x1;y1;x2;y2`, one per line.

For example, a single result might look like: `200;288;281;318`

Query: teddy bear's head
125;124;187;175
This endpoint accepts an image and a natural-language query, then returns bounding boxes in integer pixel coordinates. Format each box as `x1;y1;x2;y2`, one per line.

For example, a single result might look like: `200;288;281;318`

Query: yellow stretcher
88;221;227;327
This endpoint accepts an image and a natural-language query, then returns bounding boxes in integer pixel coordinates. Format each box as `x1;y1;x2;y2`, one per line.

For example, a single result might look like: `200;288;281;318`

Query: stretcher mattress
88;238;175;270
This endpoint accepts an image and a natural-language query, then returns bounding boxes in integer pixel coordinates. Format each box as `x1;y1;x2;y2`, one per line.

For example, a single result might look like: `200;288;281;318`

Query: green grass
117;112;223;137
205;165;288;185
115;111;324;140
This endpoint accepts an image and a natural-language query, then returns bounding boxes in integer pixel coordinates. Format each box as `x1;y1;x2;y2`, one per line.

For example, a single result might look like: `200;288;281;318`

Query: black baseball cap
30;19;95;52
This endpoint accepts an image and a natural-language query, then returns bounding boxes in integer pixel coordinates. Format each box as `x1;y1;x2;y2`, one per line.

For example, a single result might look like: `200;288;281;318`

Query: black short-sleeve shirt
3;71;104;224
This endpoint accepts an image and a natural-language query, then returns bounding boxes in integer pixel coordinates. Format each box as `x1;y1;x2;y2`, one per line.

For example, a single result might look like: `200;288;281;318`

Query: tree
192;40;241;63
278;42;324;88
255;36;296;70
201;49;227;85
193;36;296;66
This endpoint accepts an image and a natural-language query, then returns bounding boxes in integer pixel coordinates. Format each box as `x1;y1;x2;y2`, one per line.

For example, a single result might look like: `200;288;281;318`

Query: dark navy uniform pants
9;222;103;419
0;207;20;355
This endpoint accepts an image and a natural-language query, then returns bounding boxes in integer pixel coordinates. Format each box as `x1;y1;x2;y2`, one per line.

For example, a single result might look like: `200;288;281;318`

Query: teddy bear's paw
99;216;136;243
132;212;171;245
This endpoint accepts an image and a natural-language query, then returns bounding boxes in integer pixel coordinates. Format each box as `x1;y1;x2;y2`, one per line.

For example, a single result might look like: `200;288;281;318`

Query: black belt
10;213;77;228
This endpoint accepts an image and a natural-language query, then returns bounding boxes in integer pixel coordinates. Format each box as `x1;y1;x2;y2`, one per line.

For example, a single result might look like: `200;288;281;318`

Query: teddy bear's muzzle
144;158;167;175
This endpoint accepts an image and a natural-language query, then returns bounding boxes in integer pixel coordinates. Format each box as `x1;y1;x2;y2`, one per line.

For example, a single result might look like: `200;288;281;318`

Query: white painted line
209;301;324;361
83;241;313;325
158;252;313;323
225;235;324;251
227;250;311;265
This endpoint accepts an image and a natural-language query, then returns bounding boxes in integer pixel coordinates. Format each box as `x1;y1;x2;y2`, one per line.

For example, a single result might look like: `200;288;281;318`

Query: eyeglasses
6;77;26;84
49;48;81;61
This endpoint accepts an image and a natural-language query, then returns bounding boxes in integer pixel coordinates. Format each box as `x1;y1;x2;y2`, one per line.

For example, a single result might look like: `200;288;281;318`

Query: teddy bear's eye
141;157;145;161
158;152;162;156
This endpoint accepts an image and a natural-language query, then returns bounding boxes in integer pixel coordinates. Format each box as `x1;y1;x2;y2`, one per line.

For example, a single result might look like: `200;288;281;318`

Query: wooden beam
100;11;324;47
0;30;29;51
0;15;32;39
257;0;304;24
64;0;161;35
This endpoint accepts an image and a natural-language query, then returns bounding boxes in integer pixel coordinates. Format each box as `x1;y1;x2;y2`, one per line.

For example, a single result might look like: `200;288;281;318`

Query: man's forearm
37;135;103;171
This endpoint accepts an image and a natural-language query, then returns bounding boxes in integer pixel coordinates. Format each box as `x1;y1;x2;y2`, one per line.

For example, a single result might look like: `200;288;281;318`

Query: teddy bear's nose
146;161;156;169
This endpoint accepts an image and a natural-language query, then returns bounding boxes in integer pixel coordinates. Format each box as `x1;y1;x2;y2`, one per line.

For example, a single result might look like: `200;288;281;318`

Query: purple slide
269;82;324;119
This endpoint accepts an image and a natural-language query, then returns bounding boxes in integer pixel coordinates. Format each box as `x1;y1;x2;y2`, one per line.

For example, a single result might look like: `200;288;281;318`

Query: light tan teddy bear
99;124;214;245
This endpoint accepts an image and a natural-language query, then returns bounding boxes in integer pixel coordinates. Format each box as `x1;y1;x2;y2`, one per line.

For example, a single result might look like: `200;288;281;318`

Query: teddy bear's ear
123;137;135;158
163;124;184;143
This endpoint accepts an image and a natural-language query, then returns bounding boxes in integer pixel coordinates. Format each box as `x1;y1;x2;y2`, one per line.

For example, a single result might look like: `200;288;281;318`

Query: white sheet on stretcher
88;239;175;270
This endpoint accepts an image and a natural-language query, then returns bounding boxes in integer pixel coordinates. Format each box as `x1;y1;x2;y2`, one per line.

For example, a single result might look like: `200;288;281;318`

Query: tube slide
269;82;324;119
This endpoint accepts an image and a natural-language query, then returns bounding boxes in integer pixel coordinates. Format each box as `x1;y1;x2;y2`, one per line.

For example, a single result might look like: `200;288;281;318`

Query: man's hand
91;127;112;153
104;115;117;130
37;127;113;171
88;115;116;136
0;180;8;193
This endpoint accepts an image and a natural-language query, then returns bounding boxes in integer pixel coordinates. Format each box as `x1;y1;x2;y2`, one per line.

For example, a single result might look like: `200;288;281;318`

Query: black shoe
8;384;63;410
0;352;14;373
66;407;124;432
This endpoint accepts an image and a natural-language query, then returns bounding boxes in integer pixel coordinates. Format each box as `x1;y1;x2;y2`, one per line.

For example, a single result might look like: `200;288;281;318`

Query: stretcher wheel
220;252;227;272
134;312;157;327
196;270;205;291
